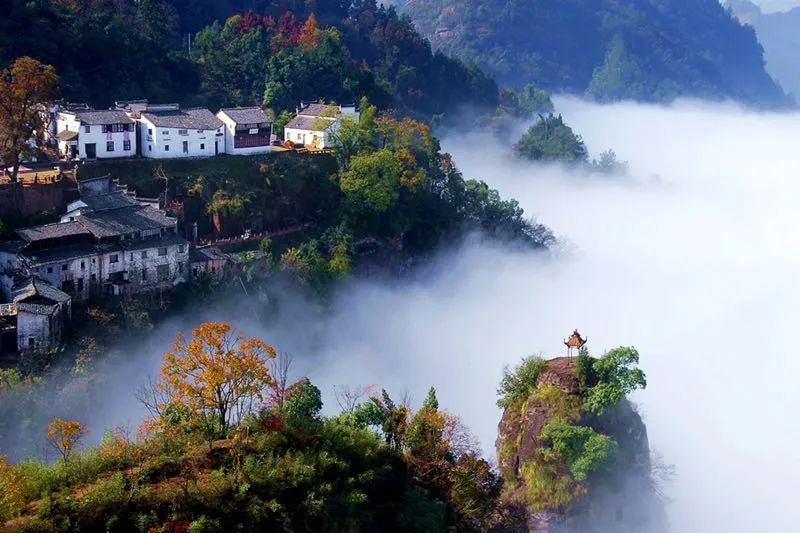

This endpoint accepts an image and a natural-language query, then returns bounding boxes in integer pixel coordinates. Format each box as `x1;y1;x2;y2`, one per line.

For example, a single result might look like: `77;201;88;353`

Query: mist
3;97;799;531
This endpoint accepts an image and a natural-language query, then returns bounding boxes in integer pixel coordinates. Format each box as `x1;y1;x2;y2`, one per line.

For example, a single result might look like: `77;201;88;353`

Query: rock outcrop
496;357;667;532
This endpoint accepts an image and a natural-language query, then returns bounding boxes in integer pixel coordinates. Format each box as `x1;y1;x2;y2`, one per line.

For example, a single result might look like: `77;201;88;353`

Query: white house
55;107;137;160
217;107;273;155
284;103;359;149
138;105;224;159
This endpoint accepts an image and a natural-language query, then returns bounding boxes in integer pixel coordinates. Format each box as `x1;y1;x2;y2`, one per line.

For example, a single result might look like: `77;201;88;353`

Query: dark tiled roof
219;107;272;125
190;246;226;263
78;205;175;238
298;103;341;117
0;241;27;254
142;108;223;130
17;221;90;242
76;191;139;212
57;130;78;141
12;277;71;304
75;109;134;125
285;115;335;131
23;243;112;265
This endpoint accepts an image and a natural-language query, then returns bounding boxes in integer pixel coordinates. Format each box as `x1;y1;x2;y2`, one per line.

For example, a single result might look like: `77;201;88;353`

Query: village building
283;103;359;149
12;276;71;352
189;246;228;281
55;106;137;160
135;104;225;158
216;107;274;155
0;189;190;302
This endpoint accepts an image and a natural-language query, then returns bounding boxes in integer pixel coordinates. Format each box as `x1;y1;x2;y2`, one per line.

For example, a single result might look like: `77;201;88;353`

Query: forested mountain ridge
727;0;800;102
402;0;790;107
0;0;498;124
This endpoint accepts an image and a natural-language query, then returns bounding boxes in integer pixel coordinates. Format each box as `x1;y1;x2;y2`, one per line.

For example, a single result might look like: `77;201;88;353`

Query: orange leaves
156;321;276;438
299;14;322;49
0;454;27;521
46;417;85;461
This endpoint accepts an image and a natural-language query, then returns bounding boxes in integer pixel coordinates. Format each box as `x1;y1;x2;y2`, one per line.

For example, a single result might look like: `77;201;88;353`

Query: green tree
496;356;549;408
339;149;402;213
583;346;647;414
539;419;617;481
516;114;588;163
422;387;439;410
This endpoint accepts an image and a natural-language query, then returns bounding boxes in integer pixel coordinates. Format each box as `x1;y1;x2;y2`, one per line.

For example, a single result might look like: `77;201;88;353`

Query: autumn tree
299;13;322;49
0;57;59;181
153;322;276;438
46;417;86;461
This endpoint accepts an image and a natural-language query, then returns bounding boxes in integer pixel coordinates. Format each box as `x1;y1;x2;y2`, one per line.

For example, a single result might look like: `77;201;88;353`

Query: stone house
0;190;189;301
217;107;273;155
189;246;228;281
283;103;359;149
12;276;71;352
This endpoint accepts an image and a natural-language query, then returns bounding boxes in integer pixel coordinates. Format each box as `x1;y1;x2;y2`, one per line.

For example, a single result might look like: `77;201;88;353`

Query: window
178;244;185;253
130;253;133;260
91;258;96;264
91;273;96;282
157;264;169;281
200;143;204;150
197;130;203;133
106;141;114;152
61;264;67;271
84;125;91;133
109;254;119;263
28;338;35;349
142;269;147;281
178;129;188;135
148;128;153;135
158;247;167;256
47;266;53;274
77;278;84;292
141;250;148;259
182;141;188;153
80;261;85;270
123;140;131;151
148;145;152;151
162;131;168;136
165;144;169;151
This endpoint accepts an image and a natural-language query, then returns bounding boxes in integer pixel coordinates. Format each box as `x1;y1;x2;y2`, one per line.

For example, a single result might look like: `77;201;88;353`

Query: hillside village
0;99;359;358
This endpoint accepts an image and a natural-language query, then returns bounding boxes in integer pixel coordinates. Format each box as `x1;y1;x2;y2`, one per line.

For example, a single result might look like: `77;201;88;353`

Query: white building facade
217;107;273;155
284;103;359;149
138;105;224;159
55;108;137;160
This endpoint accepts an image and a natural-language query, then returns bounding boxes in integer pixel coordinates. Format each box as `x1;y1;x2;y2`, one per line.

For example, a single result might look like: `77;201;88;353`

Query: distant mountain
403;0;789;107
728;0;800;102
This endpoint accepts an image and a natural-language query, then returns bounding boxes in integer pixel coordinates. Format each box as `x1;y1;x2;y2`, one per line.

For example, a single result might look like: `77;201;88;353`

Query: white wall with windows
139;117;224;159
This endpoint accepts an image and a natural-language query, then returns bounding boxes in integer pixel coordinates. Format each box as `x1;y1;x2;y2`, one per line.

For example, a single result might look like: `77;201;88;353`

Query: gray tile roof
119;233;187;252
23;243;111;265
142;108;223;130
78;191;139;212
78;205;176;238
57;130;79;141
219;107;272;125
17;221;90;242
75;109;134;125
298;103;341;117
285;115;336;131
12;277;71;304
190;245;226;263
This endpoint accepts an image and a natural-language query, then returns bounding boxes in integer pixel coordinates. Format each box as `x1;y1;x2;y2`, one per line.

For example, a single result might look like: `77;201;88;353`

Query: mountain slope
728;0;800;101
403;0;788;106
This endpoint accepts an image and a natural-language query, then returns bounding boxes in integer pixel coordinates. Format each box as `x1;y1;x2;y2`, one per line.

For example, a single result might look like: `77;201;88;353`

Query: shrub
539;419;616;482
497;356;549;408
188;515;224;533
583;347;646;415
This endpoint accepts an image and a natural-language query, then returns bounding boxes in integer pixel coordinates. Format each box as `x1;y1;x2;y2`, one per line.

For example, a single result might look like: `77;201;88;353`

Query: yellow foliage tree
46;418;85;461
0;454;27;521
158;321;276;438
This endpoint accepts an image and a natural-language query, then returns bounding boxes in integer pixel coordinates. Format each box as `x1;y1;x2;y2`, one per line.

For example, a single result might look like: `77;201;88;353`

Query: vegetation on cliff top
496;347;647;513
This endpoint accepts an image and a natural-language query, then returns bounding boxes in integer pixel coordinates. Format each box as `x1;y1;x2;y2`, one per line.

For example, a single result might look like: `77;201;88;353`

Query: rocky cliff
496;356;667;532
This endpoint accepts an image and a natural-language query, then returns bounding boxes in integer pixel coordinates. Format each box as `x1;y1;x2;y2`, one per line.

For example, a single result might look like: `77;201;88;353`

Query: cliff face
496;357;667;532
